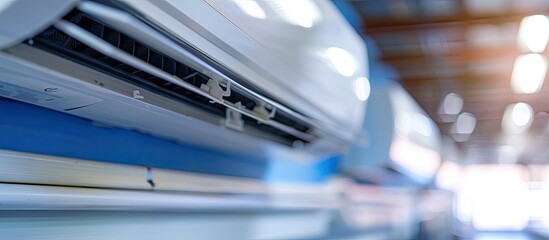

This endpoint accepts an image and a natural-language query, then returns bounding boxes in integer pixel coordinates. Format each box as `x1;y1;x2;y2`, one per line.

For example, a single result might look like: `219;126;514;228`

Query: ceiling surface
349;0;549;164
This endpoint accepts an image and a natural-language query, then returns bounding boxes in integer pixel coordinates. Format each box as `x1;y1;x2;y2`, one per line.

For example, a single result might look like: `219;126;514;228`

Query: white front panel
121;0;367;140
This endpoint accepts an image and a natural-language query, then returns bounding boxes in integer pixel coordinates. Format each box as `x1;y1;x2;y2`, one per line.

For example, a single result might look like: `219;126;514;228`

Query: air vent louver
26;10;315;146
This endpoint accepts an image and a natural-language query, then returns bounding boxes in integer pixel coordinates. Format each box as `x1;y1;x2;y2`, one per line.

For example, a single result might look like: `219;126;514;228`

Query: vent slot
33;25;225;117
26;10;316;145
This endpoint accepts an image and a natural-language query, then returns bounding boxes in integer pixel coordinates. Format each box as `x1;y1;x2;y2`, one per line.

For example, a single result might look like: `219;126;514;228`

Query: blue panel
0;98;336;183
332;0;362;31
264;155;339;183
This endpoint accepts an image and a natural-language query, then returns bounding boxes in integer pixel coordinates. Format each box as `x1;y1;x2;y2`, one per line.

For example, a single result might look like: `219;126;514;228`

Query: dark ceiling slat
361;10;547;30
377;43;520;62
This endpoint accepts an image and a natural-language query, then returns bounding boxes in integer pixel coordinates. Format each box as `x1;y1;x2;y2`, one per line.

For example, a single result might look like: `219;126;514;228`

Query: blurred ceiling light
518;15;549;53
438;93;464;122
233;0;266;19
502;102;533;134
354;77;370;101
443;93;464;115
326;47;356;77
512;102;533;127
455;113;477;134
264;0;321;28
450;112;476;142
511;53;547;94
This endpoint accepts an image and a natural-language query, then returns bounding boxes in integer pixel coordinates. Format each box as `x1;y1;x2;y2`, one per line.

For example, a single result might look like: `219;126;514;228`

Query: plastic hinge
200;79;231;103
225;102;244;131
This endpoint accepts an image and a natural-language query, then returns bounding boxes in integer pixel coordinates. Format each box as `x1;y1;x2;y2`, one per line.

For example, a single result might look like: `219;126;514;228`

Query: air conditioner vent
25;9;316;146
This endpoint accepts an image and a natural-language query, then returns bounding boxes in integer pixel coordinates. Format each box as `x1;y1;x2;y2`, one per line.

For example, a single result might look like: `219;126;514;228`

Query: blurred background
340;0;549;239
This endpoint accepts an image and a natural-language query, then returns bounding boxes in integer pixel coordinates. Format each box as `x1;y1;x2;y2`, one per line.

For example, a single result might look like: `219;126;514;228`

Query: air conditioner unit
0;0;367;162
